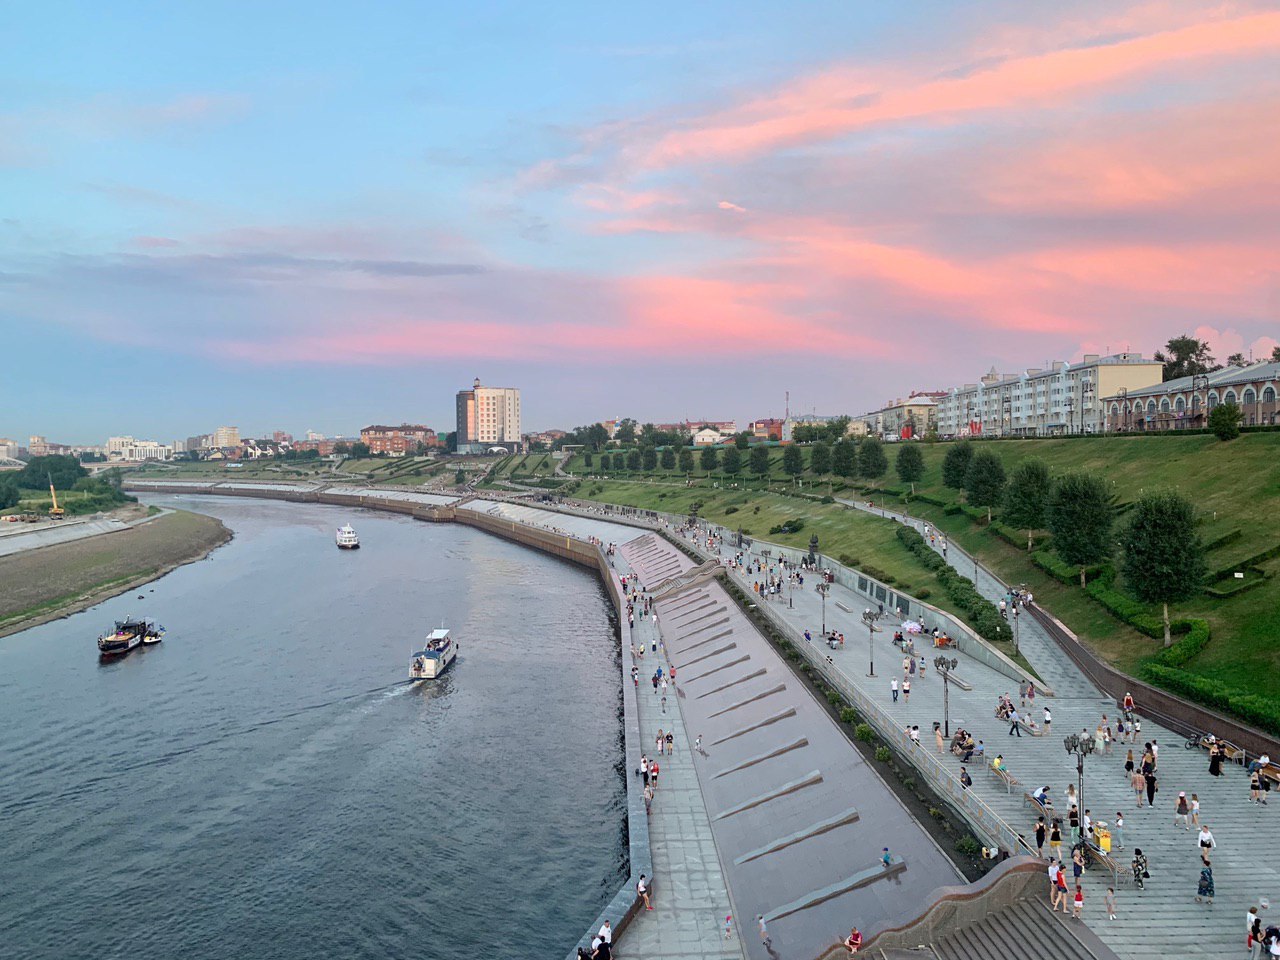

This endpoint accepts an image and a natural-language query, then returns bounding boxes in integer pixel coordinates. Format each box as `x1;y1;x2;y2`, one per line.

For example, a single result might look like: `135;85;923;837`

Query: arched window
1207;392;1219;410
1264;386;1277;403
1174;397;1186;411
1110;403;1120;416
1224;390;1238;405
1159;398;1171;412
1146;400;1157;415
1243;388;1257;405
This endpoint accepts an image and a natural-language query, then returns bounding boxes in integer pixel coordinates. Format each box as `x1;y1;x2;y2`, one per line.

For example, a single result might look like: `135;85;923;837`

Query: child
724;915;733;940
1073;884;1084;919
1105;887;1116;920
881;847;892;868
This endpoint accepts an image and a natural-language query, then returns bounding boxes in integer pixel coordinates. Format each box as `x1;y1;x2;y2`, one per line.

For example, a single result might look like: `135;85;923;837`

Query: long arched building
1103;360;1280;431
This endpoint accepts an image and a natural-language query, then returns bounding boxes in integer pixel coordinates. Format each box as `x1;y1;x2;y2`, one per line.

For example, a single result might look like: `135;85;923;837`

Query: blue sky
2;1;1277;442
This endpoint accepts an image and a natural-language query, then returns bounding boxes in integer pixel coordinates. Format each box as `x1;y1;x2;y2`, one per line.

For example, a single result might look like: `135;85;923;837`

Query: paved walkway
666;510;1277;960
617;555;745;960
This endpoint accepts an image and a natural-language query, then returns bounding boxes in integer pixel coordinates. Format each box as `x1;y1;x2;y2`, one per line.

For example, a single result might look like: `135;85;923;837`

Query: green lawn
569;432;1280;708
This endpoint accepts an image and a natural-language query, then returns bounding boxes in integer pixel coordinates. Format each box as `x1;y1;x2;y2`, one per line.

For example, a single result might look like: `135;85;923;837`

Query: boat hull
337;543;360;550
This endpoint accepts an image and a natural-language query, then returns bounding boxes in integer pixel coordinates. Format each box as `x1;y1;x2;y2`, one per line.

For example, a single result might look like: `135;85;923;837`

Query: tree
1119;491;1206;646
641;446;657;471
734;432;750;450
17;455;87;491
678;448;694;473
1154;334;1218;381
103;467;124;491
1225;352;1247;367
858;437;887;480
700;447;718;472
615;419;637;445
1208;402;1242;441
350;441;371;458
0;479;19;510
964;450;1006;522
660;448;675;471
941;442;973;489
722;446;742;476
444;431;458;453
1272;345;1280;363
1048;472;1115;586
825;416;851;443
627;449;642;471
749;445;771;478
454;469;466;485
832;439;857;478
809;441;832;476
333;441;351;455
583;451;594;468
895;444;924;493
782;444;804;478
1002;458;1051;550
639;423;658;447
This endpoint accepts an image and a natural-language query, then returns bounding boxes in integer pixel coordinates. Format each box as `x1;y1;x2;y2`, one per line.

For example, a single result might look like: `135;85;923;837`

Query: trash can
1095;826;1111;853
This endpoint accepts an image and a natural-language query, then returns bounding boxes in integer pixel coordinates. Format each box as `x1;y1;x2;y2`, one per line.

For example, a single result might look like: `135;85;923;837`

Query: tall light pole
1064;733;1096;829
1064;395;1075;435
863;608;885;677
817;582;829;634
934;656;959;736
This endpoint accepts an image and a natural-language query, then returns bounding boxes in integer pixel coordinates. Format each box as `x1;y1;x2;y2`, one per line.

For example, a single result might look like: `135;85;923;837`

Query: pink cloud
717;200;747;213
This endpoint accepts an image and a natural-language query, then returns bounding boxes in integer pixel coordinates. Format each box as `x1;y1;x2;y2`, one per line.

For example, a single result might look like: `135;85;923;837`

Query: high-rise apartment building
455;378;522;454
213;425;241;449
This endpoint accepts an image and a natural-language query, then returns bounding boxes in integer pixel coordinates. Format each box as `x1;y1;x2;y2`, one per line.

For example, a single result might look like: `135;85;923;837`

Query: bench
1023;792;1050;819
1192;736;1245;764
989;763;1020;793
1084;841;1127;886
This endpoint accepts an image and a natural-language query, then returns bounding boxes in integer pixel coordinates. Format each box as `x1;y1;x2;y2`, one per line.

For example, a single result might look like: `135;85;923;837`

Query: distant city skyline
3;2;1277;441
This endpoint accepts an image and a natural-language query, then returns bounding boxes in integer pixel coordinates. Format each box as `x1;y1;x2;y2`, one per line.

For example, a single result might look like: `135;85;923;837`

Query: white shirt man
598;921;612;944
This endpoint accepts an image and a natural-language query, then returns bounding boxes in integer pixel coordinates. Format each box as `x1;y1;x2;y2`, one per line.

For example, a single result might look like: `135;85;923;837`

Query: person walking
935;725;945;753
758;915;771;950
665;731;674;755
1131;767;1147;806
1072;884;1085;919
1113;812;1125;850
694;734;702;753
1131;848;1148;889
1048;860;1063;911
1049;818;1063;861
1175;792;1190;830
1195;864;1215;905
656;730;664;756
891;678;898;703
637;874;652;910
1190;793;1201;825
1035;816;1046;858
1144;767;1158;808
649;759;659;789
903;679;911;704
960;766;972;789
1043;706;1052;734
1209;739;1224;778
1252;769;1265;804
1105;887;1117;920
1198;825;1216;857
641;754;649;787
1008;706;1023;737
1054;867;1070;914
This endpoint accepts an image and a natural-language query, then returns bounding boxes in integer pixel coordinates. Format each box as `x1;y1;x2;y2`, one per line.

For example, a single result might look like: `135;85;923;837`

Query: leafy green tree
641;446;657;471
722;446;742;475
1154;334;1218;381
857;437;887;480
825;416;851;443
700;447;718;472
18;455;87;491
832;439;857;478
782;444;804;477
1225;352;1247;367
1208;402;1242;441
964;450;1006;522
639;423;658;446
1272;345;1280;363
351;441;371;458
895;444;924;493
660;447;675;470
1002;457;1051;550
749;445;771;478
615;419;637;445
941;442;972;489
333;441;351;455
809;441;832;476
627;449;642;471
454;469;466;485
678;448;694;473
444;431;458;453
583;451;594;468
1119;491;1206;646
0;479;20;510
734;432;750;450
1048;472;1115;586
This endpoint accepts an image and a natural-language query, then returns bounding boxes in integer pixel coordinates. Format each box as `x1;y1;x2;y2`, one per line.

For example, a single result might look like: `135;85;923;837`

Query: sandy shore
0;509;232;639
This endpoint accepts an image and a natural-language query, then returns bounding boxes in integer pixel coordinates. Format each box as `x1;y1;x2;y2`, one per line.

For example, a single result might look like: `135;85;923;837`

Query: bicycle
1185;731;1209;750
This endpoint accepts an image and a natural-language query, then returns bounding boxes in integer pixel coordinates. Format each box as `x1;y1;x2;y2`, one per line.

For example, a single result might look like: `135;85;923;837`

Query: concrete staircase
649;558;726;601
926;901;1108;960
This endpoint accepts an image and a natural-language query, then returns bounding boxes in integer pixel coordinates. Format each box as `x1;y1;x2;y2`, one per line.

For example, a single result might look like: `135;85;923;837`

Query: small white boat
409;628;456;681
336;524;360;549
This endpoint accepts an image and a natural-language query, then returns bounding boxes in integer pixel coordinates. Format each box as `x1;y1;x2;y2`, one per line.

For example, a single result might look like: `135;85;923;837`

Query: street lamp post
862;608;885;677
1063;733;1096;829
1064;395;1075;435
934;655;959;737
817;582;829;634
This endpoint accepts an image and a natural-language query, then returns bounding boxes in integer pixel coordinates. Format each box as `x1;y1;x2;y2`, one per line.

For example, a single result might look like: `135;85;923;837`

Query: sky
2;0;1278;443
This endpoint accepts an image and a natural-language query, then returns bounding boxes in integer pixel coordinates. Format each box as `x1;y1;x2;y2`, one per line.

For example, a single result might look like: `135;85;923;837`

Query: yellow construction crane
48;476;64;520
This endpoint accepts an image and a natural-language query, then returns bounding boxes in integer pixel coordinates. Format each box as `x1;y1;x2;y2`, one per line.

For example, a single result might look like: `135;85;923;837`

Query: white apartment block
456;379;522;454
934;353;1163;438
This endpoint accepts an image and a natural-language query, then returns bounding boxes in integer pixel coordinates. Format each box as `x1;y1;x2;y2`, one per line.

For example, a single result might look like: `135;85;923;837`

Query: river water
0;496;625;960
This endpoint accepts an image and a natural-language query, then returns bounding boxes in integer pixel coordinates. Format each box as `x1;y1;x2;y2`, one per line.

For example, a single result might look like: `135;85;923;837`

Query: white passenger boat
409;629;456;680
336;524;360;549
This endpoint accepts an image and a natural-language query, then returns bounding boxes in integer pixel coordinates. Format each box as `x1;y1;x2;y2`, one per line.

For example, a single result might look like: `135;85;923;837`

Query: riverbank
0;509;231;639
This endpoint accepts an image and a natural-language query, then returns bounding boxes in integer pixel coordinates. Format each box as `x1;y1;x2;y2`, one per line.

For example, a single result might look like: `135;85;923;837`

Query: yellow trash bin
1095;827;1111;853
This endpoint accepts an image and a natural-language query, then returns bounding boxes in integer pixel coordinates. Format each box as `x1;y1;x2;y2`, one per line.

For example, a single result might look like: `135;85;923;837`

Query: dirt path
0;509;231;638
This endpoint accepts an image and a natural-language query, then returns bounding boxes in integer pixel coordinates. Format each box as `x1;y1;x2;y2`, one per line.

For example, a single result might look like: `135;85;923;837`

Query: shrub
854;723;875;743
875;746;892;762
826;689;843;706
956;836;983;857
915;588;932;600
767;517;806;535
838;553;861;567
723;506;738;515
840;707;858;724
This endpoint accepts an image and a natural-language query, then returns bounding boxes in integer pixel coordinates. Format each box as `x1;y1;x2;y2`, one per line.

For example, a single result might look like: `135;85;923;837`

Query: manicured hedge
1031;550;1106;584
1201;528;1243;553
895;526;1007;642
1210;541;1280;581
1204;575;1270;599
911;493;950;508
989;520;1050;551
1140;664;1280;737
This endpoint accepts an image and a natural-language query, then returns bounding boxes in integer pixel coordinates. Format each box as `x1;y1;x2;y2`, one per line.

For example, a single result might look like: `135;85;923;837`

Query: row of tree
941;441;1203;643
1154;334;1280;381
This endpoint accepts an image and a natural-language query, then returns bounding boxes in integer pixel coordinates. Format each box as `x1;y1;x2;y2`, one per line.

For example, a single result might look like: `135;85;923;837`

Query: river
0;496;625;960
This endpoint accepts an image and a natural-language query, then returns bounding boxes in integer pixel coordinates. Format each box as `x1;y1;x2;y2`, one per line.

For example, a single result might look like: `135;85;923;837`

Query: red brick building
359;424;440;455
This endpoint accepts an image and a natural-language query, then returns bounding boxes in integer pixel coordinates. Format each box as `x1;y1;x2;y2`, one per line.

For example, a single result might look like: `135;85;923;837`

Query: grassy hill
565;433;1280;730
